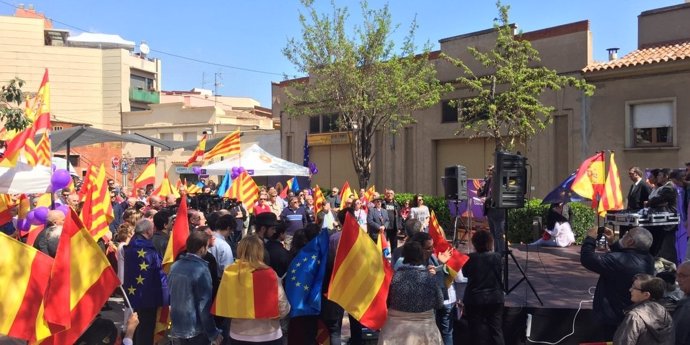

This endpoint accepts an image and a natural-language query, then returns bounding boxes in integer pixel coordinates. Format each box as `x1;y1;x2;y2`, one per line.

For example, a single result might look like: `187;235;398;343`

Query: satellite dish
139;42;150;55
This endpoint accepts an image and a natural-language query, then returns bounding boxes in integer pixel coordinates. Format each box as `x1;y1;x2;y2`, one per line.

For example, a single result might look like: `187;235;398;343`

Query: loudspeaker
442;165;468;201
492;152;527;208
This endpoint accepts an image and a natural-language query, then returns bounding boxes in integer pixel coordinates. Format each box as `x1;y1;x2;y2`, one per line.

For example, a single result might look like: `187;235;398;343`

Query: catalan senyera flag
339;181;355;210
212;261;280;319
224;171;259;213
1;70;51;167
363;185;376;203
162;193;189;272
151;173;180;199
0;233;54;341
313;185;325;215
571;152;606;208
0;194;16;225
184;134;207;167
78;164;98;202
279;178;291;199
186;183;202;194
39;209;119;344
204;129;240;161
328;213;392;330
79;163;114;240
133;158;156;191
35;132;51;167
428;211;469;287
598;152;624;216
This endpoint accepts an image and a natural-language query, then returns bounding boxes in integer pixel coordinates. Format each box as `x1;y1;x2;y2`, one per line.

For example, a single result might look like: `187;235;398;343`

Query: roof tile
583;42;690;72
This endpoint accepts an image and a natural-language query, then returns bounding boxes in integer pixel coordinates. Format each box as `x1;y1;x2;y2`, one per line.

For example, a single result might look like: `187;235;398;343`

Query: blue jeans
435;304;454;345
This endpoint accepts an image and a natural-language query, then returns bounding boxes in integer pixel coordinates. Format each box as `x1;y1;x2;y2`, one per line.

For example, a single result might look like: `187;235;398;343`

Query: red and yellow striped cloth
151;172;180;199
598;152;624;216
184;134;207;167
428;211;469;287
313;185;325;215
79;163;114;240
224;171;259;213
212;261;280;319
204;129;240;161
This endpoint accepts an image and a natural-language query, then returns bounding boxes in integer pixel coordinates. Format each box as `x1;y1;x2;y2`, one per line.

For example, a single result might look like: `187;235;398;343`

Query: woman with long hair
409;194;430;232
217;235;290;345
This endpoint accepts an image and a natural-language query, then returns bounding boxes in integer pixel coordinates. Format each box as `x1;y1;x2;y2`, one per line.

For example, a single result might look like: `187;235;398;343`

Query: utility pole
214;72;223;105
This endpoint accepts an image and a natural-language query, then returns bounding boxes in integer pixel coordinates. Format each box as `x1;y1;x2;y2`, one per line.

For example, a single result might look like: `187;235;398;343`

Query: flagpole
119;284;133;311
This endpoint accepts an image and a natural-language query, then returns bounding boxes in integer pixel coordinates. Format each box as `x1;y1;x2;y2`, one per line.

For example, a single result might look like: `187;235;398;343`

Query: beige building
275;2;690;198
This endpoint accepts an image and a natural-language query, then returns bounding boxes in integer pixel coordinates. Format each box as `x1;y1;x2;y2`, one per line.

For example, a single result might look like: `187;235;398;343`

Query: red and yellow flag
571;152;605;208
79;163;114;240
35;132;51;167
0;233;54;341
0;194;16;225
78;164;98;202
133;158;156;190
428;211;469;287
313;185;325;214
204;129;240;161
339;181;355;210
39;209;119;344
184;134;207;167
224;171;259;213
162;193;189;272
598;152;624;216
328;213;392;330
151;173;180;199
212;261;280;319
363;185;376;203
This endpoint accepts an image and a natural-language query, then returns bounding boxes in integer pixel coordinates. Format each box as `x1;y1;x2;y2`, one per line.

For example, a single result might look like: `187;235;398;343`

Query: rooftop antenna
214;72;223;104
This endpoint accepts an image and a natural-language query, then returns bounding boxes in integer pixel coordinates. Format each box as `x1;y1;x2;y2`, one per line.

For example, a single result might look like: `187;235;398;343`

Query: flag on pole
184;134;207;167
363;185;376;203
79;164;98;202
327;213;392;330
224;171;259;213
151;173;180;199
313;185;325;215
339;181;355;210
79;163;114;240
217;170;232;197
204;129;240;161
428;211;469;287
35;132;51;167
162;193;189;272
598;152;624;216
0;233;54;341
303;131;310;167
133;158;156;191
571;152;606;208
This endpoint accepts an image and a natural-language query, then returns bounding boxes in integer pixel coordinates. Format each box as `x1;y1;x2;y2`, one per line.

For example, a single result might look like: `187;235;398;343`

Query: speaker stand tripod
501;208;543;306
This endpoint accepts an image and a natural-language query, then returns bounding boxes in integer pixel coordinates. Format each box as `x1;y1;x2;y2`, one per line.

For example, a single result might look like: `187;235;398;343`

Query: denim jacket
168;253;220;341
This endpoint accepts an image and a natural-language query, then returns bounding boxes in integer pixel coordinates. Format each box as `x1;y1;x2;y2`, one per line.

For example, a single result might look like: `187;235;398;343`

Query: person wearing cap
367;196;389;243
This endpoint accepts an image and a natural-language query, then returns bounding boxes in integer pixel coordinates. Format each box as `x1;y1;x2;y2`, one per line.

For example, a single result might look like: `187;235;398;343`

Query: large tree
444;2;594;151
1;78;31;132
283;0;452;188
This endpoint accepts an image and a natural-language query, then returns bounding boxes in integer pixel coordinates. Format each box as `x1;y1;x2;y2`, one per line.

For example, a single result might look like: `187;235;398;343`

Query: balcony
129;87;160;104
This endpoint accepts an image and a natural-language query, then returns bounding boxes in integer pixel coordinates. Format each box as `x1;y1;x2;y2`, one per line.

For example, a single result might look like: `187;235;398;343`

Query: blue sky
0;0;680;107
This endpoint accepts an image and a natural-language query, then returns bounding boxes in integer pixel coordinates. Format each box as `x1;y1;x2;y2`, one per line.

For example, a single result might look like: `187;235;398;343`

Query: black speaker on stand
442;165;468;246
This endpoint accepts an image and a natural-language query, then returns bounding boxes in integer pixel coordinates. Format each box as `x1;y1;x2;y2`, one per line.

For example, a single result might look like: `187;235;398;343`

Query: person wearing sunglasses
409;194;430;232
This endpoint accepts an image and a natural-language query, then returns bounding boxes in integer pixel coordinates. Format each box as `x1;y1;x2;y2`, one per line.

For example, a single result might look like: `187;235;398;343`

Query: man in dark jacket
580;226;655;341
382;189;402;250
647;168;679;263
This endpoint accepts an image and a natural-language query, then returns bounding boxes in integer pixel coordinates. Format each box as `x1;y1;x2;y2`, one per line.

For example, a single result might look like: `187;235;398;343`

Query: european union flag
285;228;329;317
123;237;169;310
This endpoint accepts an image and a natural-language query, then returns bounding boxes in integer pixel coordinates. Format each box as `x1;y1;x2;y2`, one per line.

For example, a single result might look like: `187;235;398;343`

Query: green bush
395;193;453;232
506;199;596;244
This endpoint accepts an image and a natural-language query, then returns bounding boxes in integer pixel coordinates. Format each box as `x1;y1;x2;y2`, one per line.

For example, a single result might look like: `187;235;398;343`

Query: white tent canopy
203;144;310;177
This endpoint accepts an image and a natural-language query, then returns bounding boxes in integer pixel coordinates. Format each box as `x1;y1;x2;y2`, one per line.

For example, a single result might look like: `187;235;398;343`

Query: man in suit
366;196;390;243
621;167;653;237
647;168;678;263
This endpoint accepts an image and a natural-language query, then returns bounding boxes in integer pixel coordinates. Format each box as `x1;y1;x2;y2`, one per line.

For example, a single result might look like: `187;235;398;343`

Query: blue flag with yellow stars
285;228;329;317
122;236;169;310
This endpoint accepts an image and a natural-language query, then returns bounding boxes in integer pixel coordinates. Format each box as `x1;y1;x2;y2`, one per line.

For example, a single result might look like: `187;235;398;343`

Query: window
309;114;340;134
441;100;458;123
627;100;675;147
160;133;174;140
130;74;156;91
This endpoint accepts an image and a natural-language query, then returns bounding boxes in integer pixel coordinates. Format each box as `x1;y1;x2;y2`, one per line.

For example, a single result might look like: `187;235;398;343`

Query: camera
597;226;606;237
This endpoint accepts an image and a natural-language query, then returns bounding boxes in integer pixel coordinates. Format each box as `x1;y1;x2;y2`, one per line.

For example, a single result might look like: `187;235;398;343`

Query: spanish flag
162;193;189;272
39;209;119;343
339;181;355;210
0;233;54;341
598;152;624;216
224;171;259;213
327;212;392;330
212;261;280;319
133;158;156;191
204;129;240;161
428;211;469;287
184;134;207;167
571;152;605;208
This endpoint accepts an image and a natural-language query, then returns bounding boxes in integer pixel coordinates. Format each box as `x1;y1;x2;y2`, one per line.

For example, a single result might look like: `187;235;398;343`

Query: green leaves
1;77;31;132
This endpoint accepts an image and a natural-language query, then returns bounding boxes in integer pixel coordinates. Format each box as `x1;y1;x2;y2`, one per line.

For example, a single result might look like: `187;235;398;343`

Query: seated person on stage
530;202;575;247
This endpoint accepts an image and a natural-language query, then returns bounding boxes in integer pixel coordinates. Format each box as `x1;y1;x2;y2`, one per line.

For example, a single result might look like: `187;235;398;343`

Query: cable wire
526;299;593;345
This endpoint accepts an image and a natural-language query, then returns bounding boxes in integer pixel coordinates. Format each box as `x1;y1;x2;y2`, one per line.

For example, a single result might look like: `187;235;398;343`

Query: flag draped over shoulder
184;134;207;167
212;261;280;319
224;171;259;213
428;211;469;287
39;210;119;344
571;152;605;208
204;129;240;161
285;228;329;317
598;152;624;216
80;163;114;240
313;185;325;215
328;213;392;330
133;158;156;190
0;233;54;341
162;194;189;272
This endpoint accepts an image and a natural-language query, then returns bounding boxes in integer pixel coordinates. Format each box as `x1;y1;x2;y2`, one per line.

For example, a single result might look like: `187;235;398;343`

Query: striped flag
212;261;281;319
279;178;292;199
571;152;605;208
162;193;189;272
35;132;51;167
133;158;156;191
38;209;119;344
79;163;114;240
186;183;202;194
313;185;325;215
598;152;624;216
328;213;392;330
428;211;469;287
224;171;259;213
217;170;232;197
78;164;98;202
363;185;376;203
151;173;180;199
0;194;16;225
184;134;207;167
0;233;54;341
339;181;355;210
204;129;240;161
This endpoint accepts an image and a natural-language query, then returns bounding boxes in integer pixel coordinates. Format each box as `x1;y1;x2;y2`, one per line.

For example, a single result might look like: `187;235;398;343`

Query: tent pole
66;140;71;171
150;145;154;158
